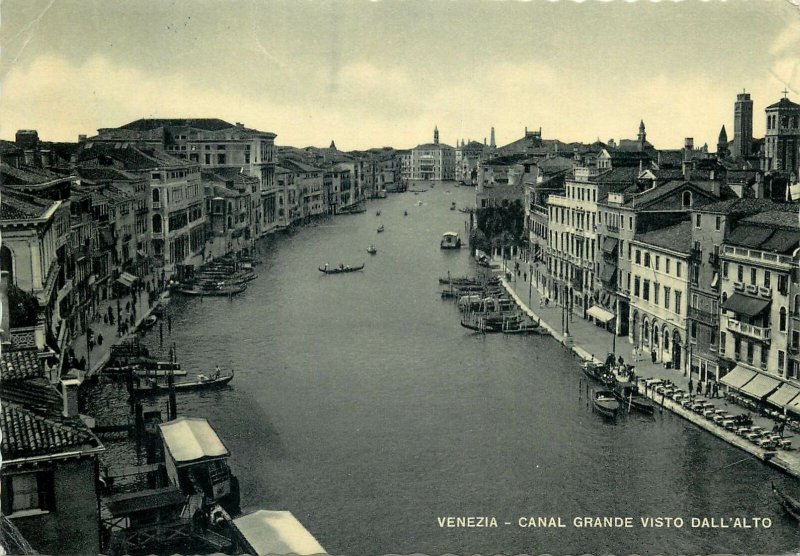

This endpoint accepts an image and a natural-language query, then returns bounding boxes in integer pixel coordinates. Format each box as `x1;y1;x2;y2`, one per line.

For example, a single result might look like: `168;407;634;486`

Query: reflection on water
84;185;800;555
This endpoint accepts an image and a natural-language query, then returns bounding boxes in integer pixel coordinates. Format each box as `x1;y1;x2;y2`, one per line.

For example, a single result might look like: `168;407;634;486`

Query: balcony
722;245;795;268
727;318;771;342
688;306;719;325
606;223;619;233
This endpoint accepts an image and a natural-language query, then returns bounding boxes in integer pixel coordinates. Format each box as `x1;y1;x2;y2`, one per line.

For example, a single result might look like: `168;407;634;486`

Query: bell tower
434;126;439;145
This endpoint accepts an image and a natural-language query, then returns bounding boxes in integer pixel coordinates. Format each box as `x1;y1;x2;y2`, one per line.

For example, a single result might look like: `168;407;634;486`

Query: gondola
772;482;800;522
377;225;385;233
131;370;234;396
593;389;620;418
319;264;365;274
176;283;247;296
138;315;158;331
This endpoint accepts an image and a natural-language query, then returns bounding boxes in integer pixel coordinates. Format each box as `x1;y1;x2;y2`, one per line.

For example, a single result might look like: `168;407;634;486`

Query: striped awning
767;384;800;409
740;373;781;400
720;366;757;390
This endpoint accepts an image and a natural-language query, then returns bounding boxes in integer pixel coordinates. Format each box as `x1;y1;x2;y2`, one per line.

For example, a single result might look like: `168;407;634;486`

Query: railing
722;245;795;267
606;223;619;233
727;318;771;342
688;306;719;324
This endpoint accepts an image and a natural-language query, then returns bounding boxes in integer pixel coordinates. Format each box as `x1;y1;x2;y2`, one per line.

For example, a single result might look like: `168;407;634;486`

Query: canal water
86;184;799;555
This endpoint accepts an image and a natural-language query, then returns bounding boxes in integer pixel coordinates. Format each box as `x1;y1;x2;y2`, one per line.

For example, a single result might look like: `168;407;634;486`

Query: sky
1;0;800;151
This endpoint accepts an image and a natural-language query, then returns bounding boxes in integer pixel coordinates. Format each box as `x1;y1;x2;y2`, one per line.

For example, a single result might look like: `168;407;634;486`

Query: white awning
720;366;757;390
740;373;781;400
587;305;615;324
117;272;137;288
233;510;327;555
767;384;800;409
159;417;229;465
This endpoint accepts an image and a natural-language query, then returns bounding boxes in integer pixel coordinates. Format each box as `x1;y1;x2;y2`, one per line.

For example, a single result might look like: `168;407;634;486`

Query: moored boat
176;282;247;296
593;389;620;417
319;263;365;274
139;315;158;331
131;369;234;396
450;202;456;211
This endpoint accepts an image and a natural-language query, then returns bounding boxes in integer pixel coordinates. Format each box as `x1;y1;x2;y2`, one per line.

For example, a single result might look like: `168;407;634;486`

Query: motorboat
377;225;385;233
367;245;377;255
440;232;462;249
593;390;620;418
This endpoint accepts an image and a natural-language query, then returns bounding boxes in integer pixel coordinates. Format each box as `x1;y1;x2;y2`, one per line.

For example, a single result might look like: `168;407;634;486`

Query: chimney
61;379;80;418
236;122;244;128
78;134;87;143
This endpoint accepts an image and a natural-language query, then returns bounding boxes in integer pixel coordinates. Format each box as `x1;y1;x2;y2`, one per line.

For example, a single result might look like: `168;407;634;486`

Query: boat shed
159;417;234;502
232;510;327;555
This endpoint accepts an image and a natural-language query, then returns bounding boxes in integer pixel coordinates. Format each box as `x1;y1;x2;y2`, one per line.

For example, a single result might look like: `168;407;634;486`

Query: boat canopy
720;366;757;390
442;232;459;237
587;305;615;324
159;417;230;466
232;510;327;556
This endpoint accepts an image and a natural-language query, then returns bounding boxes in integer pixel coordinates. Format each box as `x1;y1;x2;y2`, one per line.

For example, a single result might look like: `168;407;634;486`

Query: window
720;331;726;353
747;342;754;365
779;274;789;294
152;189;160;203
675;290;682;314
643;280;650;301
1;472;55;515
654;284;660;305
635;249;641;264
664;287;671;309
690;321;697;339
764;271;771;289
217;154;227;164
655;256;660;270
750;268;757;285
644;253;651;267
780;307;787;332
715;216;721;231
696;214;701;228
628;244;632;260
734;337;741;359
629;217;633;229
721;292;727;314
205;154;211;165
666;259;671;274
761;345;769;369
677;263;682;278
634;276;641;297
723;261;729;278
737;265;743;282
779;350;786;374
682;191;692;207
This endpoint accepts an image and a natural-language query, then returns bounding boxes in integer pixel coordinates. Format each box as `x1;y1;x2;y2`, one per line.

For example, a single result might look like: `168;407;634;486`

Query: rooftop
765;97;800;111
1;349;43;381
634;221;693;254
0;188;58;221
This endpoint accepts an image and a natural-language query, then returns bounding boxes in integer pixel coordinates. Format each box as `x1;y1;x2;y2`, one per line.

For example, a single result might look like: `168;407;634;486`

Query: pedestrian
651;349;656;363
705;381;711;397
98;333;103;346
545;298;549;307
712;382;719;398
618;355;625;368
779;422;786;438
523;271;527;282
688;379;694;396
697;380;703;398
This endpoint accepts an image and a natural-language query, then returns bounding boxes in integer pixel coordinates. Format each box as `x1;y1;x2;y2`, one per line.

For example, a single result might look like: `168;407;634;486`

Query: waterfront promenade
498;261;800;479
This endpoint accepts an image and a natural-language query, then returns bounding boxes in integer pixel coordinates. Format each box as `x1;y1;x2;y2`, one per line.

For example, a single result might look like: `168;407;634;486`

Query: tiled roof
413;142;454;150
634;221;693;254
698;198;796;215
765;97;800;110
78;143;190;170
0;378;62;414
0;188;57;220
202;166;260;183
76;167;140;182
0;162;71;186
1;349;43;381
120;118;235;131
1;402;100;460
741;209;800;229
593;166;641;186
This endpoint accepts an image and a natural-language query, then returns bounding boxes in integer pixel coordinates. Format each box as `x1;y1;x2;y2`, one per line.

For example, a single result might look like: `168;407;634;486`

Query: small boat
139;315;158;331
773;482;800;522
450;202;456;211
417;201;423;206
377;225;384;233
440;232;462;249
176;283;247;296
404;210;408;216
376;210;381;216
593;390;620;418
319;263;365;274
367;245;377;255
131;369;234;396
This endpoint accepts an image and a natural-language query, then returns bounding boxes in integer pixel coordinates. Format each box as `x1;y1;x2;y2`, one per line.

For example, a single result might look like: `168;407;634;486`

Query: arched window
780;307;787;332
682;191;692;208
152;189;160;203
794;294;800;314
152;214;162;233
663;326;670;351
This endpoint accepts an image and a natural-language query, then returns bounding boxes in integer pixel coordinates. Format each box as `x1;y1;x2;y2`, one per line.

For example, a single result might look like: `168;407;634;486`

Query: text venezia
437;516;772;529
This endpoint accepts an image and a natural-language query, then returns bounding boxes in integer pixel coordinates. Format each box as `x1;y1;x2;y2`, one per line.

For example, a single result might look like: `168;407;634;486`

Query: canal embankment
497;266;800;479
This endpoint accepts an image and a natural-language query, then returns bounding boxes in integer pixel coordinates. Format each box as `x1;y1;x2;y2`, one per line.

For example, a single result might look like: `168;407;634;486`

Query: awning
740;373;781;400
587;305;615;323
720;366;757;390
233;510;327;556
711;272;719;288
602;237;618;255
767;384;800;409
722;293;770;318
159;417;230;465
600;265;616;284
117;271;137;288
